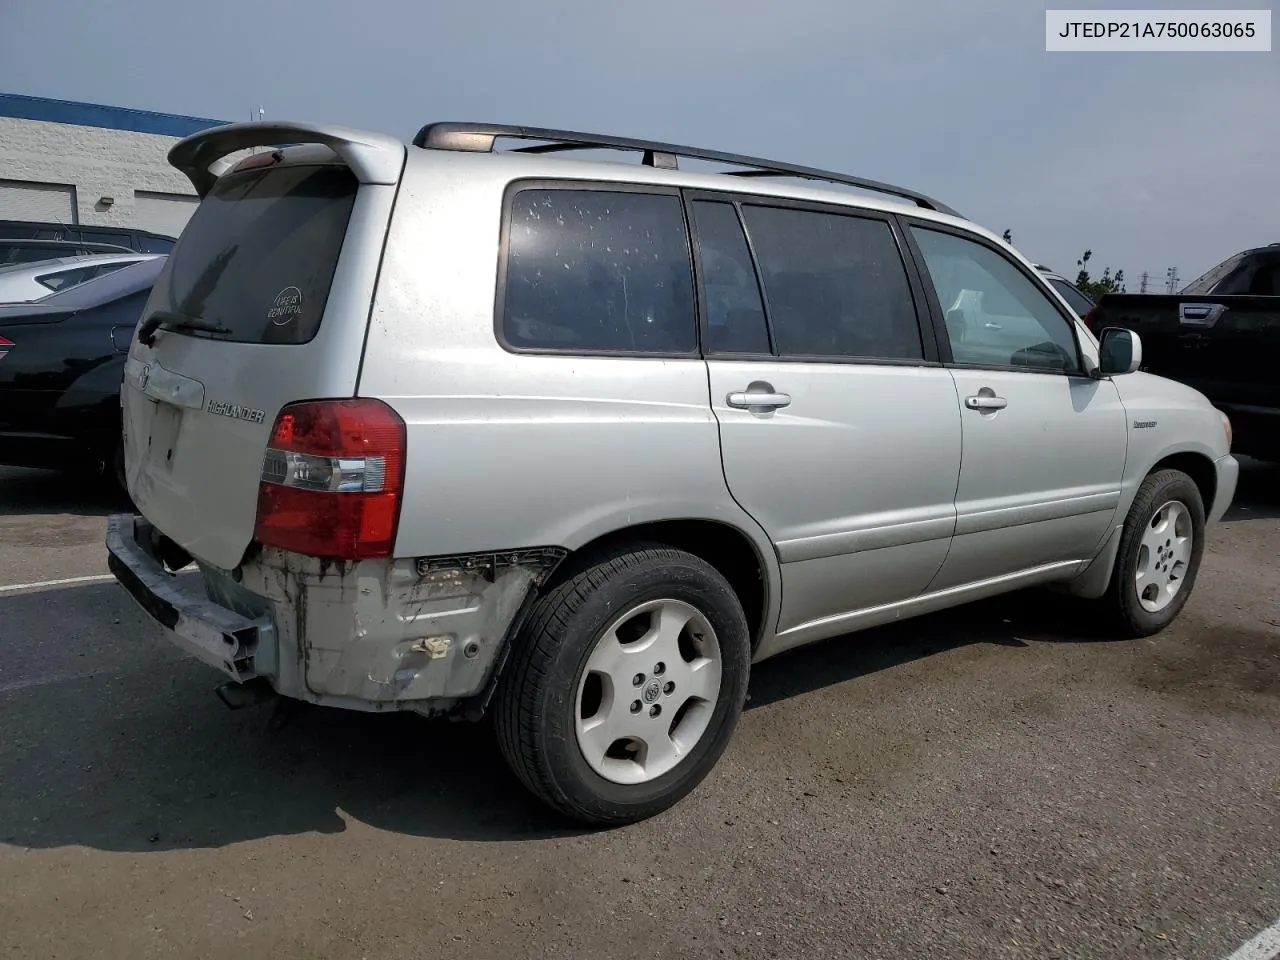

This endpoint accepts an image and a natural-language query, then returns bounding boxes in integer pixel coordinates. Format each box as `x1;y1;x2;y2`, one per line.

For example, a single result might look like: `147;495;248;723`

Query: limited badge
267;286;303;326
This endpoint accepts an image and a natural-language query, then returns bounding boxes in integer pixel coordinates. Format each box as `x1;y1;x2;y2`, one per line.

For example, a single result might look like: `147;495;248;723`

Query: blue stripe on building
0;92;226;138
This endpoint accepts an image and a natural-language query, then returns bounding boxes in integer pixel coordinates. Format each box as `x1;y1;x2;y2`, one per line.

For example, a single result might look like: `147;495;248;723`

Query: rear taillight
252;399;406;560
0;335;12;361
1082;307;1100;334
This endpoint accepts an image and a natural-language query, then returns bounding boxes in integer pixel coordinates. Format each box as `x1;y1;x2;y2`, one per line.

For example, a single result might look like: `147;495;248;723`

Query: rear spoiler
168;121;406;198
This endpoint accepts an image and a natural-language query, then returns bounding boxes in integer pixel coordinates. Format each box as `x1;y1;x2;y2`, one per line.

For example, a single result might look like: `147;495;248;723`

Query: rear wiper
137;309;231;346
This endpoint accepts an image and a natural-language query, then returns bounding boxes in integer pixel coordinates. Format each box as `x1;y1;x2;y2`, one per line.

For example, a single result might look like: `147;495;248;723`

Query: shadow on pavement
747;587;1111;710
0;466;129;518
0;583;1107;853
2;458;1267;851
1222;457;1280;522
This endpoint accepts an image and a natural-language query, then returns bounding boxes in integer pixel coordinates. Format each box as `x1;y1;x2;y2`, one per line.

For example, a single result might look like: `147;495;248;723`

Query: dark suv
0;219;177;255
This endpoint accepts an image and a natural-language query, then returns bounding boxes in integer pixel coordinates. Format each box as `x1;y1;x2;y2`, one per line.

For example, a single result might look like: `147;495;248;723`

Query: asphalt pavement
0;461;1277;960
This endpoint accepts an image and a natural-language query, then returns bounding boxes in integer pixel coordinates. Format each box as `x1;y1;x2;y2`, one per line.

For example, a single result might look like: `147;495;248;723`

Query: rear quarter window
36;265;99;292
157;163;358;345
500;188;697;355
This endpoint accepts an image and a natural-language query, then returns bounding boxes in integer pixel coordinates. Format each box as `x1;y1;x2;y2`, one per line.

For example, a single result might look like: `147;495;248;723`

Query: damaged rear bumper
106;515;271;682
105;514;561;715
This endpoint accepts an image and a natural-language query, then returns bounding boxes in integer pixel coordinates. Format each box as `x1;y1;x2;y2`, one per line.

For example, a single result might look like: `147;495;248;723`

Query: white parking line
0;573;114;594
1226;918;1280;960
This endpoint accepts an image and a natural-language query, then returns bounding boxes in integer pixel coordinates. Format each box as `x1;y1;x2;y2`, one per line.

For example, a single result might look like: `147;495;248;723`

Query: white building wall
0;115;198;231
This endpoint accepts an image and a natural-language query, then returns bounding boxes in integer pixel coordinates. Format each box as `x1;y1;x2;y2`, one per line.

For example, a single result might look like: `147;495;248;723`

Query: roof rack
413;122;961;218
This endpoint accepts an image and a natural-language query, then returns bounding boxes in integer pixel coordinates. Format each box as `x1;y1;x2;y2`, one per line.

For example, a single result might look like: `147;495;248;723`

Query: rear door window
155;163;358;344
739;204;924;361
689;201;770;354
501;188;697;354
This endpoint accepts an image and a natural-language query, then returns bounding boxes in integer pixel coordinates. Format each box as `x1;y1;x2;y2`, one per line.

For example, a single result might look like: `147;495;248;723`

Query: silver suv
106;121;1237;825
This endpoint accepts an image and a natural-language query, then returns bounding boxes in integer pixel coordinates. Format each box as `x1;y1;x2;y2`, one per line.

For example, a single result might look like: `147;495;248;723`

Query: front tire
1103;469;1206;638
494;544;751;826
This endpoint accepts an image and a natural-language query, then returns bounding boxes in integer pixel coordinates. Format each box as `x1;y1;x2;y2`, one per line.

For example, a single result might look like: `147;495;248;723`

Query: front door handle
726;385;791;411
965;394;1007;411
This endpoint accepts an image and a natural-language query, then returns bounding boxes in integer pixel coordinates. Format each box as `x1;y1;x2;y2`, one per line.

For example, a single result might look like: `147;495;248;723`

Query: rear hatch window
152;163;357;345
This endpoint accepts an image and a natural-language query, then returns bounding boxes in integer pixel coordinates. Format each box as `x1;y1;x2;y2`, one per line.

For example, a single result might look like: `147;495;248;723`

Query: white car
0;253;161;303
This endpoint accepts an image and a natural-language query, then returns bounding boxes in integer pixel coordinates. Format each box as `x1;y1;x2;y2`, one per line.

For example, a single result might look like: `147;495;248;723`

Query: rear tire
493;544;751;826
1102;469;1205;638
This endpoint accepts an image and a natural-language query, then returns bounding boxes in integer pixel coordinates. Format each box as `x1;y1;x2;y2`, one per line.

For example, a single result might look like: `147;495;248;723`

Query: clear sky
1;0;1275;287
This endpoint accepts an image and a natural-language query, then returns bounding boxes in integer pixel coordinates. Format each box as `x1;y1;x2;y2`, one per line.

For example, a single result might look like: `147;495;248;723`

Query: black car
0;256;163;485
0;219;177;255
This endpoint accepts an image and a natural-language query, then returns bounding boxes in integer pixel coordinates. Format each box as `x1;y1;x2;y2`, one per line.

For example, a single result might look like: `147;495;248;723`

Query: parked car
1034;264;1095;317
0;253;161;303
1088;243;1280;462
0;237;136;266
0;219;177;254
0;256;164;485
105;120;1237;826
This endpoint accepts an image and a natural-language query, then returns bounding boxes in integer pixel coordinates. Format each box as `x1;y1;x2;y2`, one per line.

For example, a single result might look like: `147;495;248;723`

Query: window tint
156;163;357;345
690;201;769;354
86;232;133;249
1182;252;1247;294
138;235;176;254
1245;261;1280;296
503;190;696;354
36;265;100;291
39;257;163;309
1208;260;1280;296
1211;265;1253;295
3;244;67;266
739;205;922;360
97;261;133;276
1047;277;1093;316
911;228;1080;373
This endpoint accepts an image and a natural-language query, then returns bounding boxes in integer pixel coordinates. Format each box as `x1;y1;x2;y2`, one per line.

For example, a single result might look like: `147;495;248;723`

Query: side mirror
1098;326;1143;376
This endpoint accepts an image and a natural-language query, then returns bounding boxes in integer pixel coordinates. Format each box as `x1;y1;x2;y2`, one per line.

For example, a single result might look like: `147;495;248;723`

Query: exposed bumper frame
106;514;272;683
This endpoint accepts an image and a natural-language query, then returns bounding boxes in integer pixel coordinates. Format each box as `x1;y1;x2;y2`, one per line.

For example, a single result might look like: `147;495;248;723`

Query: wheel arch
1147;450;1216;516
550;517;779;655
1063;447;1218;600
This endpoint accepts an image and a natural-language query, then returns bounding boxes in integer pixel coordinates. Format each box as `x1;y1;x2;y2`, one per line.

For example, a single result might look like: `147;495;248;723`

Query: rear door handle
726;389;791;411
965;395;1008;411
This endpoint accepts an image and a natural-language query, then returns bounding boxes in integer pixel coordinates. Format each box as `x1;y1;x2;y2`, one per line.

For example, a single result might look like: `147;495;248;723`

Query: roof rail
414;122;962;218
